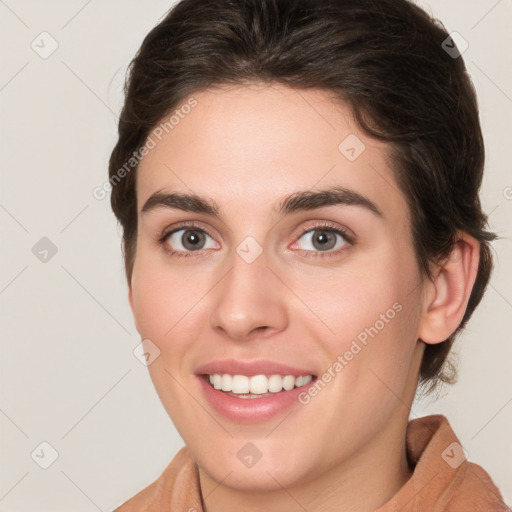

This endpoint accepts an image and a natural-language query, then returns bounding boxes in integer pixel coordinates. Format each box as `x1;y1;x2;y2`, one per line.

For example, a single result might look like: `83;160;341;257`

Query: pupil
314;231;335;251
183;230;205;250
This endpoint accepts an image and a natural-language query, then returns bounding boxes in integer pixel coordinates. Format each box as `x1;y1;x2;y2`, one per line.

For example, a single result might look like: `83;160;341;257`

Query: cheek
129;252;212;420
297;247;422;392
293;271;422;451
130;249;208;339
295;257;415;346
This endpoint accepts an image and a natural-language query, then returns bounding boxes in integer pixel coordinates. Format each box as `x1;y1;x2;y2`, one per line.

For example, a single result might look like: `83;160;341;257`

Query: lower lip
197;375;315;423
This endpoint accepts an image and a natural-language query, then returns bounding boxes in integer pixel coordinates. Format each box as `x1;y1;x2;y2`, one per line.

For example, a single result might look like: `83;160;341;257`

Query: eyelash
157;221;354;259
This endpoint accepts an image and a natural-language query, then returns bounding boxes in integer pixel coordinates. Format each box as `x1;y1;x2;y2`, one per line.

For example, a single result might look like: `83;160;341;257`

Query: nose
209;248;288;342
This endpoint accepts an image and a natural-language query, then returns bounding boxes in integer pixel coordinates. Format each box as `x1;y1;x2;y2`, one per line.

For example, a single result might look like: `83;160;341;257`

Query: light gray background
1;1;511;510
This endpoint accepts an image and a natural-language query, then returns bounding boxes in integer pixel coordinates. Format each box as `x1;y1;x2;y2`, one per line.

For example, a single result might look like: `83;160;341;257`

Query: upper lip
195;358;316;377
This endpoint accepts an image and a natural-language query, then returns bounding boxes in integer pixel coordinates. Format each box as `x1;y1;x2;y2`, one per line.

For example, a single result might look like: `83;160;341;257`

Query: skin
128;82;479;512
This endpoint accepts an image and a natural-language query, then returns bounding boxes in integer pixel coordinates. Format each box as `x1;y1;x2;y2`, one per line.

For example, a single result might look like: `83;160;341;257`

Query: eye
158;221;353;259
291;224;352;256
160;225;219;257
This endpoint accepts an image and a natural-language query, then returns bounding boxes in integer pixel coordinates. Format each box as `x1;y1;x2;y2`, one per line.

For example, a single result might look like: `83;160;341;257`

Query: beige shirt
113;415;509;511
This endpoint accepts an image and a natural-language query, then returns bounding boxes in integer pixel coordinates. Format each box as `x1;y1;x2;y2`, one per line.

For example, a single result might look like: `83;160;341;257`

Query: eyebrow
141;185;383;219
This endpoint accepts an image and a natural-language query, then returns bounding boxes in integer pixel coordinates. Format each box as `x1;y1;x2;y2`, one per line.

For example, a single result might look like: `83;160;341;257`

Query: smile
207;373;314;398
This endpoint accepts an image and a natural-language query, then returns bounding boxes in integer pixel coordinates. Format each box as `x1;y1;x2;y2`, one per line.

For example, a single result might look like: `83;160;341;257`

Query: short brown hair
108;0;496;389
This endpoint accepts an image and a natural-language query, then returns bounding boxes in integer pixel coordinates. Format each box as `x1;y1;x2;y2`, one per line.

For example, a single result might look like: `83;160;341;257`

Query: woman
109;0;508;510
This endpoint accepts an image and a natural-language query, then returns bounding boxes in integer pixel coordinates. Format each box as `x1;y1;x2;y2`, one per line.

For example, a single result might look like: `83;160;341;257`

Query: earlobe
418;232;480;345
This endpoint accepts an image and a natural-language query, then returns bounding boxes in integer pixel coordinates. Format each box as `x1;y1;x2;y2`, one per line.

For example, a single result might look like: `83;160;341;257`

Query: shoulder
379;415;510;511
112;446;202;512
446;460;511;512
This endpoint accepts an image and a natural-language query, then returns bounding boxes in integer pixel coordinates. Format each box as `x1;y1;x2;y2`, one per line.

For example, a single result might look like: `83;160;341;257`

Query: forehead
136;83;408;223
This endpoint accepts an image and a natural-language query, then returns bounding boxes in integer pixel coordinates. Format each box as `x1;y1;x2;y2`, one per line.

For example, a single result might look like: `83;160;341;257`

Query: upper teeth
208;374;313;394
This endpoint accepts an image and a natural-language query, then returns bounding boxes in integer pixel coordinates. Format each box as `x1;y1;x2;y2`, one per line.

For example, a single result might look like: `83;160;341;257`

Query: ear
418;232;480;345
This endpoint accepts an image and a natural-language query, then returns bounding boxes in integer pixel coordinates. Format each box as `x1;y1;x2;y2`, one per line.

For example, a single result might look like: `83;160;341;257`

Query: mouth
202;373;314;399
197;372;317;422
195;359;318;422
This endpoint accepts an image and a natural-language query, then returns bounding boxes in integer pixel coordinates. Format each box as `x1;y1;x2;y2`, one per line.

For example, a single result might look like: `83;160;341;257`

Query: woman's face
130;83;426;491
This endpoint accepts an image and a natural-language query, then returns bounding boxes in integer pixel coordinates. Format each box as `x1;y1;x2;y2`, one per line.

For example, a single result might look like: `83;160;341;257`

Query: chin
193;439;317;492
